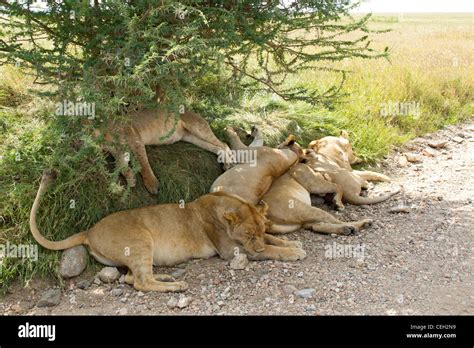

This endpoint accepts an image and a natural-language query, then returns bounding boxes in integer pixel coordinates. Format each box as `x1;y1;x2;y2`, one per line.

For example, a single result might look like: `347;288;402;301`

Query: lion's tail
29;171;88;251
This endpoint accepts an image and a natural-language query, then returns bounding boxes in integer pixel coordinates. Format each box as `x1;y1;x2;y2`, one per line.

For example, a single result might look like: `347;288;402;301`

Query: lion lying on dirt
30;171;305;292
302;131;399;208
302;149;399;208
93;109;230;194
309;130;392;181
224;130;373;235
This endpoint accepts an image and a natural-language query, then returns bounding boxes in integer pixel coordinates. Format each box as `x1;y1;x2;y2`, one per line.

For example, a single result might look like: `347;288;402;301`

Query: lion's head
222;201;270;256
309;130;362;169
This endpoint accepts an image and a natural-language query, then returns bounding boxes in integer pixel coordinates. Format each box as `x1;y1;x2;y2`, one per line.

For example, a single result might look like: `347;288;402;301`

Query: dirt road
2;122;473;315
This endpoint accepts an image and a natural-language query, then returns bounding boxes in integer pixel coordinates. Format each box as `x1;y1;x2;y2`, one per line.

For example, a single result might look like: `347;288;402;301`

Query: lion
308;130;392;183
302;149;400;208
223;130;373;235
30;171;306;292
210;127;303;205
93;109;231;194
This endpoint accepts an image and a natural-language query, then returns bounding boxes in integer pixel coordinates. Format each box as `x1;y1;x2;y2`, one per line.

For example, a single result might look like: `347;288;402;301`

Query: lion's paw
283;248;307;261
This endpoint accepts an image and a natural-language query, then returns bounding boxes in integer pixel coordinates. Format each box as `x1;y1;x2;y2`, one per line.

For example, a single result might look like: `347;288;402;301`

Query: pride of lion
30;110;399;292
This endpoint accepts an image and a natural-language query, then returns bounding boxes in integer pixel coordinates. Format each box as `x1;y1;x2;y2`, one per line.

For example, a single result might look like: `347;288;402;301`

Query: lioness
210;128;302;205
30;171;305;292
225;131;373;235
309;130;362;170
94;109;231;194
309;130;392;183
303;149;399;208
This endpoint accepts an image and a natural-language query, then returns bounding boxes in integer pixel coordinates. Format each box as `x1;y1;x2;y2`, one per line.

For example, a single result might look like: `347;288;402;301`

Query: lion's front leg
264;233;302;249
248;245;307;262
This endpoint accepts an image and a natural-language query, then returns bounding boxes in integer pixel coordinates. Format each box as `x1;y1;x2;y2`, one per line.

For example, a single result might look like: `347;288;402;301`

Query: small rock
137;291;145;297
118;275;126;284
76;280;91;290
230;253;249;270
422;148;437;157
111;288;124;297
93;277;101;285
37;289;61;307
97;267;121;283
59;245;88;278
117;308;128;315
11;304;22;313
398;155;409;167
404;153;421;163
167;297;178;308
428;140;447;149
294;288;316;299
452;136;464;143
389;204;411;214
177;295;191;308
171;268;186;278
281;284;298;295
386;308;397;315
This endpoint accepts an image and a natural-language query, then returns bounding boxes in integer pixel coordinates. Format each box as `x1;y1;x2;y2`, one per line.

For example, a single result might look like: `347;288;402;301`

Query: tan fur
262;164;373;235
309;131;391;182
221;133;373;235
303;131;397;208
94;109;230;194
210;127;300;205
30;171;305;292
308;130;362;170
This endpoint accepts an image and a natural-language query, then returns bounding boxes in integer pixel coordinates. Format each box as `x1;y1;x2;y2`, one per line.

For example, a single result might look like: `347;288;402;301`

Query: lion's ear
287;134;296;146
223;212;240;225
257;200;269;216
340;130;349;139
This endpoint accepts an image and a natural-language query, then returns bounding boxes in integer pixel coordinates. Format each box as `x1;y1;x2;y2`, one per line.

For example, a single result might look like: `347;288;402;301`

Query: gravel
2;122;473;315
37;289;61;308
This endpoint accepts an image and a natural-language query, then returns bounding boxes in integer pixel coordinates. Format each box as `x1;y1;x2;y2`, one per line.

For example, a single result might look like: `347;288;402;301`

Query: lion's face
223;202;269;255
309;131;362;167
334;136;361;165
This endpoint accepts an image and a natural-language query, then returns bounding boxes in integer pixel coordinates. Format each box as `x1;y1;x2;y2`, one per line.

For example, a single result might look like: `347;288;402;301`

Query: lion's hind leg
125;270;176;285
291;200;371;235
120;238;187;292
181;111;230;151
128;264;188;293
